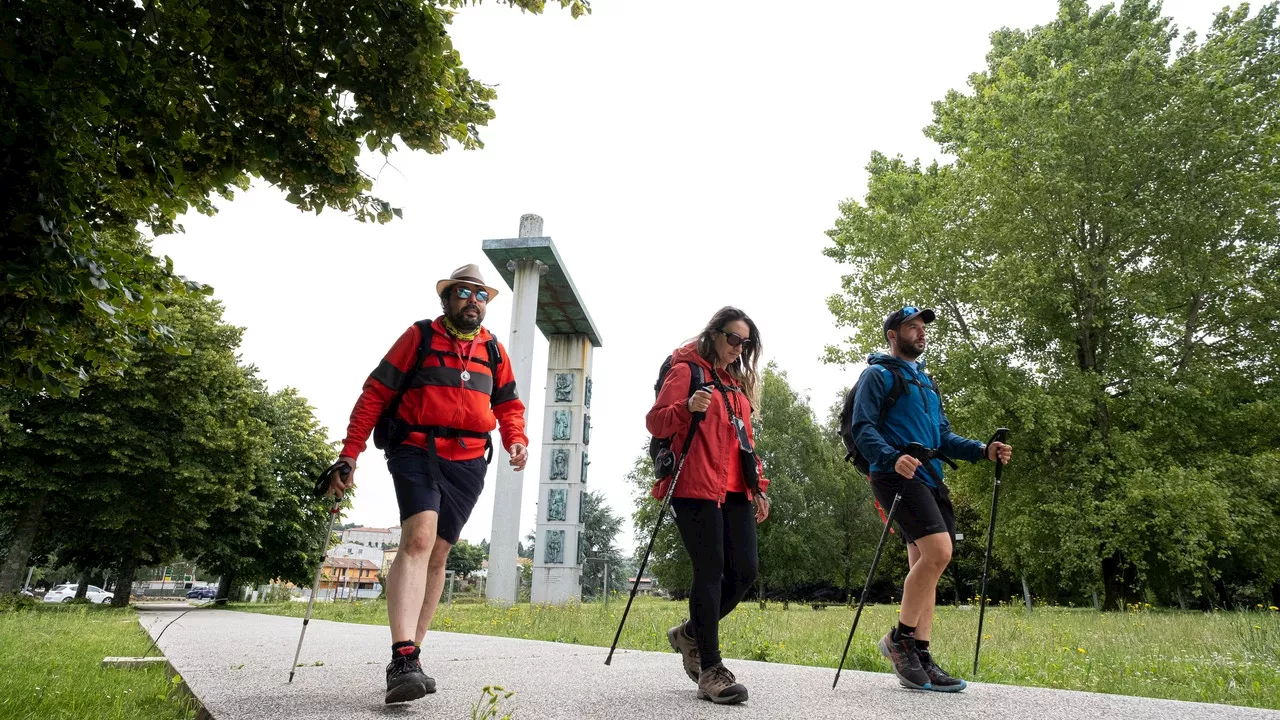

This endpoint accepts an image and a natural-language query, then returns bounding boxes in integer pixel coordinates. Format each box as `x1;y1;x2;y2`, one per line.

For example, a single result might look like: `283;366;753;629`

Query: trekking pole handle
312;461;352;499
986;428;1009;465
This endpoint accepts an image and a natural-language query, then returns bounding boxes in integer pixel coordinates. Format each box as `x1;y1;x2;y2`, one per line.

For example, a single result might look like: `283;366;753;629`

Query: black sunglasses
718;329;753;347
453;286;489;303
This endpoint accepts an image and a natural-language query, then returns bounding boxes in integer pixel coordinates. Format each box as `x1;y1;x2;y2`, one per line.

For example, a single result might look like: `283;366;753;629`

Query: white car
42;583;114;604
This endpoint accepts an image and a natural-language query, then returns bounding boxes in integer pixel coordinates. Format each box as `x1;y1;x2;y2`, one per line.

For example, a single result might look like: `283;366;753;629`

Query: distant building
627;576;655;595
327;542;384;568
381;548;398;577
341;526;401;548
319;557;381;599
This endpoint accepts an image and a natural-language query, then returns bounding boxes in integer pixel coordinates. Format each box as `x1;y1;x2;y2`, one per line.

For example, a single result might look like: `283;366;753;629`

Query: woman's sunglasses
454;287;489;303
718;329;753;347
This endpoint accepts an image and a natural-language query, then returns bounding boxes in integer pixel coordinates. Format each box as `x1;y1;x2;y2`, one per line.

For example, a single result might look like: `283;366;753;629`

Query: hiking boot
385;649;434;704
667;622;701;682
920;652;967;692
877;629;932;690
697;662;748;705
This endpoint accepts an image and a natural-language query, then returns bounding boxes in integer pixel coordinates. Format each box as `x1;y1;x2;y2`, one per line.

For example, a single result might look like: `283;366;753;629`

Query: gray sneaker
697;663;748;705
877;629;932;690
920;652;967;692
667;623;700;682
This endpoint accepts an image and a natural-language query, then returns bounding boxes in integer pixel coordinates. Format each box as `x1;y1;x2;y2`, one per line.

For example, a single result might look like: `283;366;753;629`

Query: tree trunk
1175;586;1188;611
1021;575;1033;611
1175;292;1203;374
0;491;48;593
110;558;136;608
75;572;89;599
1102;553;1128;610
216;571;237;605
841;532;855;605
1092;589;1100;611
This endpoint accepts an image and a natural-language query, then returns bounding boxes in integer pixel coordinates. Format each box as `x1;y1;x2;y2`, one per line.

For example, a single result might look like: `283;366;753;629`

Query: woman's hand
752;493;770;524
687;388;713;414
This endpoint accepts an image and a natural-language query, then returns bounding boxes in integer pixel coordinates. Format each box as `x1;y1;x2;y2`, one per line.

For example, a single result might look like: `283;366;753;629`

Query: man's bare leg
414;538;453;643
904;542;938;642
388;511;438;643
898;532;950;633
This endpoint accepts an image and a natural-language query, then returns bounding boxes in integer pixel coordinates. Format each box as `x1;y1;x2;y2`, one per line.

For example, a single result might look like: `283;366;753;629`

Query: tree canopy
824;0;1280;608
1;0;588;396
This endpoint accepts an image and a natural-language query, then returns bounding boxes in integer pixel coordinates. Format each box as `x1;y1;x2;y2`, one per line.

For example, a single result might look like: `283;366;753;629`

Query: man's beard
895;336;924;359
449;305;484;333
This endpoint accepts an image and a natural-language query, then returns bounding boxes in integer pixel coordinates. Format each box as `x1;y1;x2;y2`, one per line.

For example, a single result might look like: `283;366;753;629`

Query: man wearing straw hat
329;263;529;704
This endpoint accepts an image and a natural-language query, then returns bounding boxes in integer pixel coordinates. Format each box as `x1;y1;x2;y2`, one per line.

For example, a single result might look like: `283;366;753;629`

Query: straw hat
436;263;499;300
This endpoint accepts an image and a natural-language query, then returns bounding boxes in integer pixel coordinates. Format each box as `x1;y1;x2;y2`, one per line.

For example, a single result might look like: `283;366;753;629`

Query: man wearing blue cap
849;305;1013;692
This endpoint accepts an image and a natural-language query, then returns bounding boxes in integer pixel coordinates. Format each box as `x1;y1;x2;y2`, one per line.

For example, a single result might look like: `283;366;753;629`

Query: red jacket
646;343;770;503
341;318;528;462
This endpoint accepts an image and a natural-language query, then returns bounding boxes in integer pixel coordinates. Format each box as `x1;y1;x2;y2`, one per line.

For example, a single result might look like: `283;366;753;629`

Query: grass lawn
241;596;1280;710
0;603;197;720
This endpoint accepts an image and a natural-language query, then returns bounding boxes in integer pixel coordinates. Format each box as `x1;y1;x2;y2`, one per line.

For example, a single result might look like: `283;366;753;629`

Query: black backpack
838;360;939;475
648;353;706;480
372;319;503;450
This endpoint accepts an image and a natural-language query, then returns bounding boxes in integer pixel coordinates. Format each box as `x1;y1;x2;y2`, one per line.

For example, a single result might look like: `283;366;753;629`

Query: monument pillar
483;216;603;606
484;216;544;605
531;334;593;604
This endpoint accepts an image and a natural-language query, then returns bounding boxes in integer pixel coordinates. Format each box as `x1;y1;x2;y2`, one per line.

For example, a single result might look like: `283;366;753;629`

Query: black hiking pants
672;492;758;670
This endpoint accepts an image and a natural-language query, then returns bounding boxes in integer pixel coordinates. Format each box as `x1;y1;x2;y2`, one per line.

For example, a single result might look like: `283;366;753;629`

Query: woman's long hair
689;306;762;411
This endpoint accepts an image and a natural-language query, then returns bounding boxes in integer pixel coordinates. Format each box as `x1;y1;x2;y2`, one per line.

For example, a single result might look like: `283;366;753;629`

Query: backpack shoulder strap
405;320;433;384
384;320;434;419
685;362;705;396
877;364;907;427
485;337;502;374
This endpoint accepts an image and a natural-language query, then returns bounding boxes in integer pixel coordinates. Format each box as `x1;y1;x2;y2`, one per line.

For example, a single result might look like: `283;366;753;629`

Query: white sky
151;0;1228;553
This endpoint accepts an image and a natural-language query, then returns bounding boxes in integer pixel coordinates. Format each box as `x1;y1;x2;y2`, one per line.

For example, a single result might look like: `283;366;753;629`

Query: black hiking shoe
920;652;967;692
697;663;748;705
878;629;932;690
385;649;434;704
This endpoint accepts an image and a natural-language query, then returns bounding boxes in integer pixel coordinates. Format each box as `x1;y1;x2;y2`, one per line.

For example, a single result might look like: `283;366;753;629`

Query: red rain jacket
645;343;769;504
341;317;527;463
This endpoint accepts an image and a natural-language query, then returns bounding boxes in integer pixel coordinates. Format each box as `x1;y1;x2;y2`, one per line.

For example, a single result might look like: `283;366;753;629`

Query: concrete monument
482;215;603;605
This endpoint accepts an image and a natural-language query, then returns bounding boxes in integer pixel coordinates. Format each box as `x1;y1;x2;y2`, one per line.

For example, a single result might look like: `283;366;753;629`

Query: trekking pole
605;401;709;666
972;427;1009;676
287;461;351;683
833;491;901;689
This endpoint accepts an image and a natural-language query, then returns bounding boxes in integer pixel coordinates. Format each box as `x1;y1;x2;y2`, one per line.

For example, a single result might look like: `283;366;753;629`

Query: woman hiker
645;306;771;705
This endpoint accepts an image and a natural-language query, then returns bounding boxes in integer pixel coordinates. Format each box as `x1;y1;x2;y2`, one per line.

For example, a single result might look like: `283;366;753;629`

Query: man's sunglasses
453;287;489;303
719;329;753;347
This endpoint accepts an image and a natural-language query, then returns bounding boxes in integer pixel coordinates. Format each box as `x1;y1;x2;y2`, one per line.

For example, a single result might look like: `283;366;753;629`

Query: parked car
43;583;113;604
186;587;217;599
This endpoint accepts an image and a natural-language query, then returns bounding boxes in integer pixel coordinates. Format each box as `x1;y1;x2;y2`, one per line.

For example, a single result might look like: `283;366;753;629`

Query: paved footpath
138;608;1280;720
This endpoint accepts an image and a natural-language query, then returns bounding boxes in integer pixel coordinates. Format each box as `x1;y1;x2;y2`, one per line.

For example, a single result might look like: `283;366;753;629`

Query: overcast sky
151;0;1230;554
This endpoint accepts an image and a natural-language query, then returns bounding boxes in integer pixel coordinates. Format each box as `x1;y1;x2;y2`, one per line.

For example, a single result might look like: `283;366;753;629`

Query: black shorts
386;445;486;545
869;471;955;546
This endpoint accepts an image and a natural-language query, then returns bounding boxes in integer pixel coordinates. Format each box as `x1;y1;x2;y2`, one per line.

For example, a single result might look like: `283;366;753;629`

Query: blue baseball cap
883;305;936;338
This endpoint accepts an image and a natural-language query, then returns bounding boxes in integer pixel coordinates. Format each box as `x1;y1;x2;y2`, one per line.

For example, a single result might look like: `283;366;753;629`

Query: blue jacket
849;353;985;487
